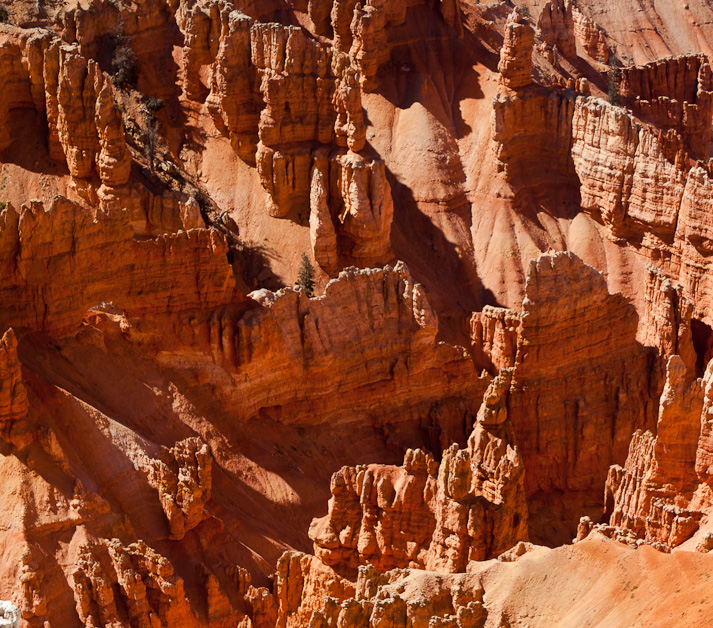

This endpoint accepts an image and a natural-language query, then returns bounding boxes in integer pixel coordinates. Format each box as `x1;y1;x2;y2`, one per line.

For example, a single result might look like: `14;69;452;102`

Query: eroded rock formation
277;556;489;628
572;4;610;63
604;356;707;549
0;329;31;448
536;0;576;60
0;0;712;626
178;262;487;424
0;197;235;335
498;9;534;90
509;253;654;509
309;372;527;572
147;437;213;540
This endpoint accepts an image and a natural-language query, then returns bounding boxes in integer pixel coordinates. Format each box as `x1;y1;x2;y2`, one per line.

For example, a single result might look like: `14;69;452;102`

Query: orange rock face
605;356;706;549
0;197;235;335
309;376;528;572
572;5;610;63
615;54;713;159
190;262;487;424
536;0;576;59
3;0;713;626
505;253;655;535
498;9;535;90
0;329;31;448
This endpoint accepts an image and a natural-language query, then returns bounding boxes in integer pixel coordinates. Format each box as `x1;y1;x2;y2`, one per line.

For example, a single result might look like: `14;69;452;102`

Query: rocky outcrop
639;265;696;379
0;30;129;186
508;253;654;501
615;54;713;159
248;21;366;216
277;556;488;628
309;370;527;572
0;602;19;628
605;356;706;549
536;0;576;60
309;150;393;272
206;10;259;162
679;165;713;255
498;9;534;90
274;551;355;628
48;45;130;184
251;23;337;148
147;437;213;540
180;2;219;102
491;86;576;187
348;0;392;92
0;197;235;335
571;97;687;238
469;306;520;374
309;161;339;274
72;540;195;628
572;4;609;63
171;262;487;424
0;32;47;152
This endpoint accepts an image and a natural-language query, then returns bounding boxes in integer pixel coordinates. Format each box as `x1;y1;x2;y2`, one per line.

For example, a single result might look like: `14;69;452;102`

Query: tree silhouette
297;253;315;297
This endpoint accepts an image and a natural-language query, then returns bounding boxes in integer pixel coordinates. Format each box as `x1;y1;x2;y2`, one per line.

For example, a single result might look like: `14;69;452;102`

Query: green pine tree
297;253;315;297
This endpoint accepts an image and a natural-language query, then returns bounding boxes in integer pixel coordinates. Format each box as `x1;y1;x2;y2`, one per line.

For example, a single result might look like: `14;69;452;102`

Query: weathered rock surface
309;373;527;572
278;556;488;628
2;0;713;626
0;602;19;628
509;253;654;503
0;30;131;185
0;197;235;335
309;150;393;272
605;356;707;548
206;10;259;162
469;306;520;374
491;86;576;187
615;54;713;159
174;261;487;424
0;329;31;448
572;4;610;63
639;264;696;379
536;0;576;60
72;540;195;628
147;437;213;540
498;9;534;90
47;44;131;185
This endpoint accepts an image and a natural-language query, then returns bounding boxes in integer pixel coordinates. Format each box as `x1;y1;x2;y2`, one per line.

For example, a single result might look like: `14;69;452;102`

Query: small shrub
144;97;165;113
0;6;8;22
296;253;315;297
520;4;530;18
0;201;7;211
112;43;138;87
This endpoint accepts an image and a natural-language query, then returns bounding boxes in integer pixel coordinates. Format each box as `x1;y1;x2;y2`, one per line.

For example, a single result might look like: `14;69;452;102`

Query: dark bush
144;97;165;113
112;43;138;87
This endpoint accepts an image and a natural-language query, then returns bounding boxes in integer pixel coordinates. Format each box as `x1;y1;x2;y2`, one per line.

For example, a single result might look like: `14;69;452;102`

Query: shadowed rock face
2;0;713;626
